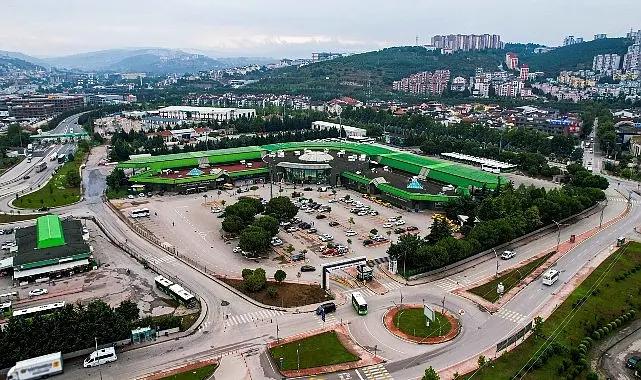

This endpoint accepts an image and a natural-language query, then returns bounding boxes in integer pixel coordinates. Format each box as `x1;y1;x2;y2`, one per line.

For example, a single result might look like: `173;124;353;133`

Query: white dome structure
298;151;334;162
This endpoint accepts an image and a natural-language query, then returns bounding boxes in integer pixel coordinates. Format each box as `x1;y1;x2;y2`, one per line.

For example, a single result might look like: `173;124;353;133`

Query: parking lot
0;220;178;318
114;183;436;282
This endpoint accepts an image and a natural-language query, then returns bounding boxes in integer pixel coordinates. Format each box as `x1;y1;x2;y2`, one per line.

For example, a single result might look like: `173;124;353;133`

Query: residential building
505;53;519;70
627;30;641;42
311;121;366;138
563;35;584;46
6;95;85;119
430;34;503;51
495;80;523;97
392;70;451;95
157;106;256;122
520;65;530;81
311;52;344;62
592;54;621;73
450;76;467;92
623;42;641;74
515;114;582;136
594;34;607;40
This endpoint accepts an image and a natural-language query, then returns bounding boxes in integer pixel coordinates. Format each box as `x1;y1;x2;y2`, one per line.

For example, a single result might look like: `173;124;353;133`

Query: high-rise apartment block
563;36;584;46
392;70;451;95
592;54;621;73
505;53;519;70
430;34;503;52
520;65;530;81
593;34;607;40
627;30;641;43
623;43;641;75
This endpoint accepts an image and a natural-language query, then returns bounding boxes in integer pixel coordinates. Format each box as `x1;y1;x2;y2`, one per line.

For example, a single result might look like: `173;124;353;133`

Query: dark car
406;226;419;231
217;213;226;218
363;239;374;246
301;264;316;272
627;355;641;368
299;222;311;229
315;302;336;315
304;187;313;191
315;214;327;220
329;221;340;227
394;227;406;234
38;207;50;212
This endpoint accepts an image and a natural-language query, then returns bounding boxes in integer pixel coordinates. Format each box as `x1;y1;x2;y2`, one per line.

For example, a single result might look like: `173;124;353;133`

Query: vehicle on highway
395;219;406;225
83;347;117;368
301;265;316;272
23;175;30;180
345;230;357;237
316;302;336;315
7;351;63;380
382;222;394;228
28;288;48;298
627;355;641;368
286;226;299;233
35;162;47;173
316;214;327;219
542;269;560;286
329;221;340;227
351;292;368;315
501;250;516;260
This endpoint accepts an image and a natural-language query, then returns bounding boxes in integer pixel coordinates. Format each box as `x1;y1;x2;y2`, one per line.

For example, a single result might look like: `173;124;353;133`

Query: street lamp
492;248;499;277
95;337;103;380
599;198;608;228
552;220;561;253
297;343;301;371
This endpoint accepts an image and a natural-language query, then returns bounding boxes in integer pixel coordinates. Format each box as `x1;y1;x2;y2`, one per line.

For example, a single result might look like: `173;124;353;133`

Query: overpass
30;132;89;140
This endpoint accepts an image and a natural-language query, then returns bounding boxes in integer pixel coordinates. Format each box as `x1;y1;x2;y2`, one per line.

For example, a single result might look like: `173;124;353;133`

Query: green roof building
36;215;66;249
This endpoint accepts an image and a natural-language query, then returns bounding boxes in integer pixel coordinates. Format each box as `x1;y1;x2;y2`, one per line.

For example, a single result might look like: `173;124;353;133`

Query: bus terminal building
118;141;506;211
10;215;93;283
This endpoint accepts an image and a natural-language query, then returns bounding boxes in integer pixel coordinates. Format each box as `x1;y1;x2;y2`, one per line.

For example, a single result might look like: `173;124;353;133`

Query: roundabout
383;304;460;344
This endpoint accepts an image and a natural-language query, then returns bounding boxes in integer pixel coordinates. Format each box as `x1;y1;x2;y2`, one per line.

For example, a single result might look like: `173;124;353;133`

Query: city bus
154;275;197;308
130;208;150;218
351;292;368;315
0;301;12;317
12;302;66;318
35;161;47;173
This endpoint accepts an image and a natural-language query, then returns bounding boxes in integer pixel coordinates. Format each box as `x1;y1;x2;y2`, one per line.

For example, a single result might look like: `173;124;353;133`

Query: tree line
388;183;606;276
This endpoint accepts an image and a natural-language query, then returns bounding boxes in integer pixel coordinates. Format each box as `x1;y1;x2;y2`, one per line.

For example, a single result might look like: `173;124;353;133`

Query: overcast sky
3;0;640;58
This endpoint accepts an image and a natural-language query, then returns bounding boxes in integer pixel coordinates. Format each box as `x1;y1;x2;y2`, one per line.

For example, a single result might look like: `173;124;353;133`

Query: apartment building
157;106;256;122
592;54;621;73
563;36;584;46
392;70;451;95
505;53;519;70
520;65;530;81
7;95;85;119
623;42;641;74
431;34;503;51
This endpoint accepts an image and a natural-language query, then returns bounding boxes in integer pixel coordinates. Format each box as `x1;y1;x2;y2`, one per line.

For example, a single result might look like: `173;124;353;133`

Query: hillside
519;38;632;75
0;56;44;72
106;53;224;74
243;46;505;100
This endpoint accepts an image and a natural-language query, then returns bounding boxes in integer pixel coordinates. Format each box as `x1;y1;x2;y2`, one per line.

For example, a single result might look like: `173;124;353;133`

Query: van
542;269;560;286
316;302;336;315
222;183;233;190
83;347;117;368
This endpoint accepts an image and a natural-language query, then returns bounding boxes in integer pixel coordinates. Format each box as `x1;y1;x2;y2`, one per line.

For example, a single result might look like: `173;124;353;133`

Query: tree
242;268;254;279
426;218;452;244
250;185;259;196
115;300;140;322
243;267;267;292
274;269;287;284
347;238;352;247
265;196;299;221
422;366;440;380
253;215;279;237
106;168;128;191
66;169;81;188
370;228;378;236
239;226;271;254
222;215;246;234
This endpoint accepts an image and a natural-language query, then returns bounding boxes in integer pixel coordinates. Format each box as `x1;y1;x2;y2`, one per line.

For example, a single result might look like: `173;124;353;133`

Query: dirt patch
219;278;333;308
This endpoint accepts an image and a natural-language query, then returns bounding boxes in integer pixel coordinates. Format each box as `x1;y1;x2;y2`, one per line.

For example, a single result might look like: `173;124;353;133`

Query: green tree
243;267;267;292
239;226;271;254
222;215;246;234
274;269;287;284
426;218;452;244
115;300;140;322
265;196;299;221
252;215;279;237
106;168;128;191
422;366;440;380
66;169;81;188
250;185;259;196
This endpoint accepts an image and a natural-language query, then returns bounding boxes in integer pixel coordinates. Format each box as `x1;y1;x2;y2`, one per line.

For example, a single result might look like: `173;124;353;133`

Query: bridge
30;132;89;140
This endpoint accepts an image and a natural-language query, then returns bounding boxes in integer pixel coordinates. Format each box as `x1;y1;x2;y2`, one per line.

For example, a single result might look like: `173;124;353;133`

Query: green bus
351;292;368;315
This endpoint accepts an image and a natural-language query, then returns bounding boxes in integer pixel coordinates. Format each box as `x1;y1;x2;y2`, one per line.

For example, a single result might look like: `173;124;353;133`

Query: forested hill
518;38;633;76
242;46;505;100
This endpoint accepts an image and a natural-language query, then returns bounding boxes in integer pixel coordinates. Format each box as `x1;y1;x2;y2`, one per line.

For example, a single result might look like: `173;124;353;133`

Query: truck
27;144;33;153
49;153;57;162
7;352;63;380
35;162;47;173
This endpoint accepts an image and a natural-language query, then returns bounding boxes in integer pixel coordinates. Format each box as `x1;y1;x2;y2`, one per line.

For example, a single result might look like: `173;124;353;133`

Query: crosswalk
314;313;338;326
608;197;641;204
359;364;393;379
346;288;377;297
432;277;460;292
380;281;405;291
224;309;285;327
141;254;176;265
494;308;527;324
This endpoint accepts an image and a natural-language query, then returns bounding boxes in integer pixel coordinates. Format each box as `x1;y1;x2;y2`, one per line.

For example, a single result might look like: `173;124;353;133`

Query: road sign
424;304;434;327
497;282;505;296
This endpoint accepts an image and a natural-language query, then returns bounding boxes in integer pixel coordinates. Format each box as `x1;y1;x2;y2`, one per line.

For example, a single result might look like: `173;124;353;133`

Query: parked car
501;250;516;260
138;193;146;198
363;239;374;246
211;207;222;213
128;195;135;199
406;226;419;231
369;210;379;215
328;199;336;203
301;265;316;272
307;227;317;233
37;207;50;212
287;226;299;233
233;246;243;254
627;355;641;368
271;238;283;246
395;219;406;225
345;230;357;237
357;211;369;216
316;214;327;220
382;222;394;228
280;221;291;227
319;234;333;242
329;221;340;227
1;242;16;250
394;227;406;234
28;288;48;298
387;217;398;222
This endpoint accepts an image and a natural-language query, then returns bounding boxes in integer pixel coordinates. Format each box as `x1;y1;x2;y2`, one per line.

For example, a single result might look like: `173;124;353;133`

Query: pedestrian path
608;197;640;204
432;277;460;292
223;309;285;327
140;253;175;265
380;281;404;291
359;364;393;379
494;308;527;324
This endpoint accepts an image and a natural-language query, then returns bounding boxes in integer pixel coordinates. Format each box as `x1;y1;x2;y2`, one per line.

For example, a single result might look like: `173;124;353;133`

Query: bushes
242;268;267;292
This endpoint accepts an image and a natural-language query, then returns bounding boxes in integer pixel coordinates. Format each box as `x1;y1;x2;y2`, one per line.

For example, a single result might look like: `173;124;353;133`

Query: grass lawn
13;149;87;209
219;278;333;307
463;242;641;380
0;212;44;223
393;308;452;338
468;251;556;303
270;331;359;371
106;188;127;199
160;364;217;380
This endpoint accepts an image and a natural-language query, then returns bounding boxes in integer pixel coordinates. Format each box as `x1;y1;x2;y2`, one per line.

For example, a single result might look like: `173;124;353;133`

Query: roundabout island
384;304;461;344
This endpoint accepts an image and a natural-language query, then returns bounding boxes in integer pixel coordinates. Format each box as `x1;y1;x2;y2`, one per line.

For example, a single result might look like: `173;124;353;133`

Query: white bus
351;292;368;315
542;269;560;286
35;161;47;173
130;208;150;218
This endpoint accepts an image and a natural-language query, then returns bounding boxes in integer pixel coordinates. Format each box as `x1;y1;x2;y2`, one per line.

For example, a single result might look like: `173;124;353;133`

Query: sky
3;0;641;58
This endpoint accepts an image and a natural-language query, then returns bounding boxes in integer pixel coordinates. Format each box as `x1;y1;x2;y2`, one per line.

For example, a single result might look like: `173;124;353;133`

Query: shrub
577;358;587;368
586;372;598;380
598;327;606;336
267;286;278;298
592;330;601;340
242;268;254;279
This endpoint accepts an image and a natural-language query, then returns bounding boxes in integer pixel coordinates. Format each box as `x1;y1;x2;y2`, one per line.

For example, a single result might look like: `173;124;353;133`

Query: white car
345;230;357;237
233;246;242;253
127;195;135;200
280;221;291;227
395;220;406;226
287;226;299;233
328;199;336;203
319;234;334;242
271;238;283;246
382;222;394;228
138;193;146;198
211;208;222;213
501;250;516;260
357;211;369;216
29;288;48;298
387;217;399;222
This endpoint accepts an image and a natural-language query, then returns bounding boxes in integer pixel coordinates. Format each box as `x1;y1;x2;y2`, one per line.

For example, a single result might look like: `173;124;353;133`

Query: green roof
36;215;66;249
341;171;372;185
118;147;264;170
341;172;456;203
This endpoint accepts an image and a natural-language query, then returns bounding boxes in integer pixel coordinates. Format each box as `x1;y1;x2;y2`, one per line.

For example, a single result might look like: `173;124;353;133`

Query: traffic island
139;359;218;380
383;304;460;344
268;324;384;377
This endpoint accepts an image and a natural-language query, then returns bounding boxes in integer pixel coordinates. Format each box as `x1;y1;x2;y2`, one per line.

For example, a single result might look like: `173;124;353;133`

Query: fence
496;320;533;352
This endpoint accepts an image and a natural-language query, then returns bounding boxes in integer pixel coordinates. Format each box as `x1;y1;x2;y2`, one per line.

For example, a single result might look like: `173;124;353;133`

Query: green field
160;364;217;380
13;149;87;209
464;242;641;380
468;252;556;303
393;308;452;338
269;331;359;371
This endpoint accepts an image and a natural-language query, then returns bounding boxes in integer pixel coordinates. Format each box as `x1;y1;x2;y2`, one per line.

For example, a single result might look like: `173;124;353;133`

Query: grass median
468;251;556;303
393;308;452;338
270;331;359;371
160;363;217;380
13;149;87;209
464;242;641;379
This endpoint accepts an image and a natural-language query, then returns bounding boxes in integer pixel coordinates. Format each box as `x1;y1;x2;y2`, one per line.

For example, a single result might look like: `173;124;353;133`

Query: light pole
552;220;561;253
95;337;103;380
599;198;608;228
297;343;301;371
492;248;499;277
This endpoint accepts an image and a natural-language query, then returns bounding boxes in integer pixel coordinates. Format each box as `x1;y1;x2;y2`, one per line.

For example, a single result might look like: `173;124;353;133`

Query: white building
157;106;256;122
311;121;367;138
593;54;621;73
